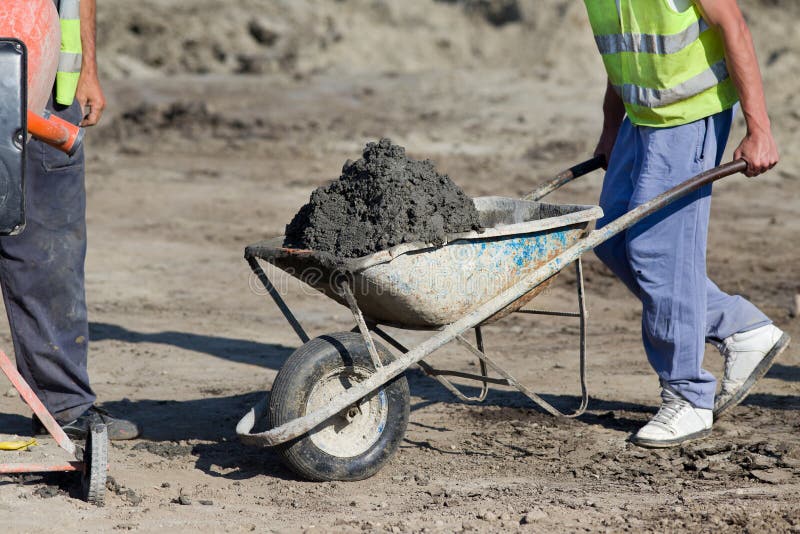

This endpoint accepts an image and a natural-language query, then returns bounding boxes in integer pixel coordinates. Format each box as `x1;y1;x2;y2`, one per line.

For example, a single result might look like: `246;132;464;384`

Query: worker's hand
75;71;105;127
593;126;618;170
733;127;779;177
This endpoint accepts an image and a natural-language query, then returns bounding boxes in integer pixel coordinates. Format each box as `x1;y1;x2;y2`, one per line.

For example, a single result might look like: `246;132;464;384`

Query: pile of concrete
284;138;481;258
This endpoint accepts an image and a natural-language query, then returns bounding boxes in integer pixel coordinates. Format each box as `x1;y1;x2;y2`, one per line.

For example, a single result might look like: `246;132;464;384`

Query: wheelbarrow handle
589;159;748;247
523;155;606;202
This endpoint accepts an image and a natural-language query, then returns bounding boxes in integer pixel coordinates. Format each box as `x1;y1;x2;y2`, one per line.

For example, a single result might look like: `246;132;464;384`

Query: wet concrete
284;138;481;258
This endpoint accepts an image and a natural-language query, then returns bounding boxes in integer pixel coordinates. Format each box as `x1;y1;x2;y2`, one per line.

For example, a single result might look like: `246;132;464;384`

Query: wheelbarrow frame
237;158;748;448
0;350;108;504
245;252;589;413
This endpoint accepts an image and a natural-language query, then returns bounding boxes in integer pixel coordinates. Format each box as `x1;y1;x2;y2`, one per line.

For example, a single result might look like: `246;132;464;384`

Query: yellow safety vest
584;0;739;127
56;0;82;106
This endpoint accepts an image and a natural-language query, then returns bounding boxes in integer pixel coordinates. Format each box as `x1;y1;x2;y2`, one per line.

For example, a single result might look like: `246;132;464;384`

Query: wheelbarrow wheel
81;420;108;505
269;331;410;482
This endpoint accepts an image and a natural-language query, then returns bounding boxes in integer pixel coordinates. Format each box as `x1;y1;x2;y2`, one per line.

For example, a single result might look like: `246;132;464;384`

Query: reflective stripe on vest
615;58;729;108
56;0;82;106
584;0;738;127
594;17;709;55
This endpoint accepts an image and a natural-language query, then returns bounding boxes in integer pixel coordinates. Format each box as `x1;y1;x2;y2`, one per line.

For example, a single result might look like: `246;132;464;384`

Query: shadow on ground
0;413;32;436
100;393;296;481
89;322;294;370
86;322;798;482
766;363;800;383
741;392;800;411
89;321;652;419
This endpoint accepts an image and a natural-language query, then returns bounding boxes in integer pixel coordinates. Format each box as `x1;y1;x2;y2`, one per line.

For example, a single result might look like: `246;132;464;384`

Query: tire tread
269;332;409;481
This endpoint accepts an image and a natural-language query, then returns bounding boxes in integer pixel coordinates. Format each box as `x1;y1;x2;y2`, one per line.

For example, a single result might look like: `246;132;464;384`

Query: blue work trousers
0;98;95;423
595;108;771;409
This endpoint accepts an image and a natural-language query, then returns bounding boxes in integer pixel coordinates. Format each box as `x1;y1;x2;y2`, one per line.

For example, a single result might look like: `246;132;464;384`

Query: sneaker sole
713;332;791;419
33;420;140;441
630;428;712;449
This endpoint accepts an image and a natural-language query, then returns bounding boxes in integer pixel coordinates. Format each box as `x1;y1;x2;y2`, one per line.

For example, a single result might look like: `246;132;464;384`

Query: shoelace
723;349;738;374
721;347;743;394
651;388;690;428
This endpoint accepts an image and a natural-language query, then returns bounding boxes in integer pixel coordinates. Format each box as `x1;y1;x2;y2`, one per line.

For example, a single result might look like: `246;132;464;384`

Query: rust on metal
0;462;81;474
0;351;77;457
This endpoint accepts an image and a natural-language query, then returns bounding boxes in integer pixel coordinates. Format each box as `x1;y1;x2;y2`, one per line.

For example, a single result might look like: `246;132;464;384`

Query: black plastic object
0;39;26;235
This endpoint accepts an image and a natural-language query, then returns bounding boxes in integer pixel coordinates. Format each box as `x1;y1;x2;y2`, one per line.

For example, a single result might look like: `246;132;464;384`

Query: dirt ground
1;1;799;532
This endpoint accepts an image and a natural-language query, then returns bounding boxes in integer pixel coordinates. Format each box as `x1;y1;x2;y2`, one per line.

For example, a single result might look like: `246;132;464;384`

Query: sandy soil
1;1;799;532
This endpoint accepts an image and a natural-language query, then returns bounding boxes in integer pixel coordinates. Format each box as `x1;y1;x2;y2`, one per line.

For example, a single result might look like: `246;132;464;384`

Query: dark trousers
0;98;95;422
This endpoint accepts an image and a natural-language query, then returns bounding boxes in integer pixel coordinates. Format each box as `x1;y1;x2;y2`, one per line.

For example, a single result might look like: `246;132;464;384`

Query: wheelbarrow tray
245;197;603;328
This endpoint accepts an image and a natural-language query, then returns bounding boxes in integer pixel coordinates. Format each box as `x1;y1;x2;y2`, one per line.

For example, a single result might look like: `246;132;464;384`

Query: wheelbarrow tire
81;420;108;506
269;331;410;482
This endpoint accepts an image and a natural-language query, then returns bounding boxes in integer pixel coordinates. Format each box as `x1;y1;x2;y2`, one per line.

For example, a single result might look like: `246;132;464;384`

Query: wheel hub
306;366;388;458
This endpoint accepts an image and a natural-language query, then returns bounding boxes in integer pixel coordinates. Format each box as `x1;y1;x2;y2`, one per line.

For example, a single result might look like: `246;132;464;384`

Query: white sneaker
631;387;712;448
714;324;790;418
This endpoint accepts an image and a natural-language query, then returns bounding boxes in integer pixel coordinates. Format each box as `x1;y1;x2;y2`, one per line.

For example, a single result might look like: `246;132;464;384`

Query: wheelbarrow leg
339;282;383;369
455;258;589;418
247;256;310;344
575;258;589;415
371;325;495;403
469;327;490;402
239;258;312;443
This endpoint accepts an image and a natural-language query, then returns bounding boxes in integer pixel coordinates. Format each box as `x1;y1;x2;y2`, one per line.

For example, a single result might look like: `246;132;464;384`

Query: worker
584;0;790;447
2;0;139;440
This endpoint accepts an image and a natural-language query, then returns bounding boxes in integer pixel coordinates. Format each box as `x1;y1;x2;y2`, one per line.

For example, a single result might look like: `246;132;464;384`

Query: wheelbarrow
236;157;748;481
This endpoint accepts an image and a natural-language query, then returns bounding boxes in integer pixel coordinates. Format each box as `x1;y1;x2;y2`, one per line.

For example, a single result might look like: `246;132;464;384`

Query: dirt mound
100;100;256;146
435;0;523;26
284;138;481;257
96;0;601;81
95;0;797;95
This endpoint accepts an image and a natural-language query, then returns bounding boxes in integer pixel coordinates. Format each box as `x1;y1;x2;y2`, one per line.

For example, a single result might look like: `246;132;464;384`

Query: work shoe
33;406;141;441
631;387;712;448
714;324;790;419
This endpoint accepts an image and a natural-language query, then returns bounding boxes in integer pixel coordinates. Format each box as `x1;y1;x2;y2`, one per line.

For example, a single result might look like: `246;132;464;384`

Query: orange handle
26;110;83;155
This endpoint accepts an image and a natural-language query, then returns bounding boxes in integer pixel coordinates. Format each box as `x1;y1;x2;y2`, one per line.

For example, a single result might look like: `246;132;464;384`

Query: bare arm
75;0;105;127
694;0;778;177
593;79;626;169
